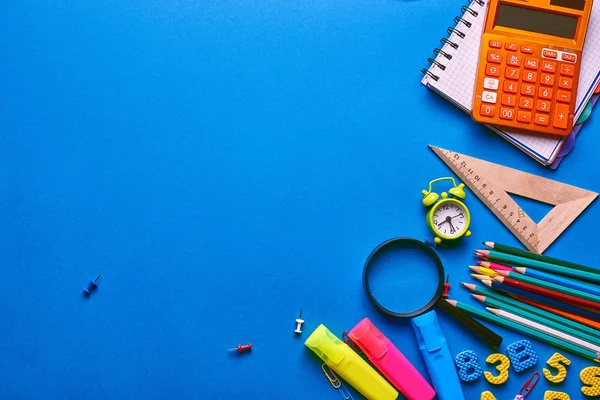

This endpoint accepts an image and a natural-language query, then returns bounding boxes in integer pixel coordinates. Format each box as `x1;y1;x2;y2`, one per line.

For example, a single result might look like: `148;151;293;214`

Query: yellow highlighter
305;324;399;400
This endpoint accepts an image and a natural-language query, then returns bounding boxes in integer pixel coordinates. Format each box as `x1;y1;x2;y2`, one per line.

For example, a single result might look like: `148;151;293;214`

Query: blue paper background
1;0;599;398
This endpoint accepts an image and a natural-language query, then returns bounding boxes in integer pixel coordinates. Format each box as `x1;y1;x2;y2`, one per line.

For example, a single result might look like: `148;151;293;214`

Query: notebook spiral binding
421;0;485;81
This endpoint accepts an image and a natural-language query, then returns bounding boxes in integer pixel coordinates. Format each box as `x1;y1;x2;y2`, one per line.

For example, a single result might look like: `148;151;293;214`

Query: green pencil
483;241;598;274
476;249;600;284
446;299;600;363
462;282;600;340
472;294;600;344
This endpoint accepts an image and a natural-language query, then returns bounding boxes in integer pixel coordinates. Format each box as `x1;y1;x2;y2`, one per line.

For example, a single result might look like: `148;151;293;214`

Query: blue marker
84;275;102;295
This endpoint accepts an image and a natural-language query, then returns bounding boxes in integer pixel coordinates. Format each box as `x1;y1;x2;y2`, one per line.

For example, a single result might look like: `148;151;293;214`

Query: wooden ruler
430;146;598;253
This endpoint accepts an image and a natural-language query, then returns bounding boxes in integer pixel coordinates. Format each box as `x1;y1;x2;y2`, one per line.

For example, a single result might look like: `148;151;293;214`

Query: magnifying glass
363;238;502;399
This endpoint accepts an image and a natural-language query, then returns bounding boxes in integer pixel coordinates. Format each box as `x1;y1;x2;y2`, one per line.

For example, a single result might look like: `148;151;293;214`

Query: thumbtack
83;274;102;295
442;274;451;298
229;343;252;354
295;309;305;334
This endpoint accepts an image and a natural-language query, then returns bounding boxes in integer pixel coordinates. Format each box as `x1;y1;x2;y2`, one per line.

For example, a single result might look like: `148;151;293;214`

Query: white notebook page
422;0;600;164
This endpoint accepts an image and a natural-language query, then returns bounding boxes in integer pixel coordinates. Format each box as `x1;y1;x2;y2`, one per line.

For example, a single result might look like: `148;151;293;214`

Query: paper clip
322;364;354;400
519;371;540;397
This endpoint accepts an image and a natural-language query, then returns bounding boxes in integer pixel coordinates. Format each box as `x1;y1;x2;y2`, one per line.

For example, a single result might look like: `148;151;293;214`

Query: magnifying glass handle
438;299;503;349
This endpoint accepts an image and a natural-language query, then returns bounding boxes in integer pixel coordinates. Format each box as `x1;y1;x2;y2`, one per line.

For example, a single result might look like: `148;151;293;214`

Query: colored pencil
495;270;600;304
477;260;513;271
493;276;600;311
468;266;499;277
445;299;600;363
483;241;598;274
512;266;600;297
487;308;600;353
462;283;600;338
476;250;600;284
472;294;600;343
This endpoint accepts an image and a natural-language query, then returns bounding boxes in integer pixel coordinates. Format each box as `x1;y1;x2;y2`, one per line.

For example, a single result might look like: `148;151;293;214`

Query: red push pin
442;274;451;298
229;343;252;354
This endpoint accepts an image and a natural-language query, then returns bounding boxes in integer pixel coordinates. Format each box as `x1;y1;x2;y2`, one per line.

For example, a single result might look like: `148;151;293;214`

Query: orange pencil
514;295;600;331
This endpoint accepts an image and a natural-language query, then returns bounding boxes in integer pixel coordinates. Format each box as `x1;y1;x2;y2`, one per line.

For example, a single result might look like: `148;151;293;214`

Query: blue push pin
83;274;102;295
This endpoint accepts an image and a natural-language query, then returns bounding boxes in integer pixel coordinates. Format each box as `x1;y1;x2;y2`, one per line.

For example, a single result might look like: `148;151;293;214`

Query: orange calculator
472;0;594;136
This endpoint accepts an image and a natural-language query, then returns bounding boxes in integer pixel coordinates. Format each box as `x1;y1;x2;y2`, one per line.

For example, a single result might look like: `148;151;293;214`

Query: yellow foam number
480;391;497;400
543;390;570;400
484;353;510;385
581;366;600;397
543;352;571;383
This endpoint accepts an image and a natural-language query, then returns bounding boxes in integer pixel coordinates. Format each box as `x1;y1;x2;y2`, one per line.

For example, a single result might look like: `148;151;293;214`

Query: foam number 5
543;390;570;400
543;353;571;383
480;391;496;400
455;350;483;382
506;340;538;373
580;366;600;397
484;353;510;385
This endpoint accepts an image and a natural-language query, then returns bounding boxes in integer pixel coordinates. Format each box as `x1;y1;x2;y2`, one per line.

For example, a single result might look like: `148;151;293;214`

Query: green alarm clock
422;177;472;244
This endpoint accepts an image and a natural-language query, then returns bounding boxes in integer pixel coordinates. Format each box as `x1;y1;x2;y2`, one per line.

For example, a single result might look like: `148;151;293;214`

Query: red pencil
477;260;513;272
493;276;600;311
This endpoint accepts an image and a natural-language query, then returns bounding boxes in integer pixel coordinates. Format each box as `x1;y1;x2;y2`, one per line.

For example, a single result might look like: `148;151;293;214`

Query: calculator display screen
495;3;579;39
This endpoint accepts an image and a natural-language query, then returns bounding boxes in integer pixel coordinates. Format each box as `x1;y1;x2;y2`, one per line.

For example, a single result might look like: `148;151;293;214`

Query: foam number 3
506;340;538;373
580;366;600;397
543;353;571;383
480;391;496;400
455;350;483;382
543;390;570;400
484;353;510;385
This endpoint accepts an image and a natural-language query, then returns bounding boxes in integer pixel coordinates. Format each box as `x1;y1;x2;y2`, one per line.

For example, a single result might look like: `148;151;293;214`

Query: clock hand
451;213;464;219
449;221;456;234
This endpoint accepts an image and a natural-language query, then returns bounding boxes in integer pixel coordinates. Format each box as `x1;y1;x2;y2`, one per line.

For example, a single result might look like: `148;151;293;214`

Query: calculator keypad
474;40;578;135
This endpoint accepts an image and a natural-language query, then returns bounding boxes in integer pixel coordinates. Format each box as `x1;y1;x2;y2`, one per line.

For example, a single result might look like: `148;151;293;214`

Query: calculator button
561;53;577;63
523;71;537;83
519;97;533;109
501;94;516;106
538;87;553;99
505;67;520;80
536;100;551;113
553;103;570;129
484;77;500;90
559;77;573;90
524;58;539;70
540;74;555;86
489;40;502;49
520;45;534;54
542;61;556;73
488;51;502;63
506;54;522;66
535;114;549;126
482;91;498;103
521;83;535;96
480;104;496;117
557;90;571;103
504;81;518;93
560;64;575;77
542;49;558;59
517;111;533;123
505;43;518;51
500;108;515;120
486;64;501;77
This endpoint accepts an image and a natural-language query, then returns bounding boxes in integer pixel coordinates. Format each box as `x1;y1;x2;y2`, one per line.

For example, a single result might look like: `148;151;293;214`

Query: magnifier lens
366;244;442;315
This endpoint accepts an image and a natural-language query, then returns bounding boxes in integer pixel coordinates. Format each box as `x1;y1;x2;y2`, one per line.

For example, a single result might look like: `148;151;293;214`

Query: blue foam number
455;350;483;382
506;340;538;373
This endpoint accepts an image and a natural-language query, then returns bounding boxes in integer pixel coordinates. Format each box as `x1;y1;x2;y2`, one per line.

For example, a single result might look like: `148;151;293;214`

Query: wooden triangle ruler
430;145;598;254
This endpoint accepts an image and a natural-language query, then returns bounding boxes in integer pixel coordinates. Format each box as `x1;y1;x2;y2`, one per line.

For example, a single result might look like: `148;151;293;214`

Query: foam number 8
506;340;538;373
543;353;571;383
455;350;483;382
580;366;600;397
543;390;570;400
484;353;510;385
480;391;497;400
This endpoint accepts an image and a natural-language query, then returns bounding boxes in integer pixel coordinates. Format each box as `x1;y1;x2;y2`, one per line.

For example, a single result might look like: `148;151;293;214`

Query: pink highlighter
349;318;436;400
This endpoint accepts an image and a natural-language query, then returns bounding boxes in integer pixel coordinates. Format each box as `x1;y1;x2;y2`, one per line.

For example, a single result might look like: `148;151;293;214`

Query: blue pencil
514;266;600;297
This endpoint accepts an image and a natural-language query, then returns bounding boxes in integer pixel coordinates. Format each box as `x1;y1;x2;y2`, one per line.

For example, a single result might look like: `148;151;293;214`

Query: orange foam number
580;366;600;397
480;391;497;400
543;353;571;383
543;391;570;400
484;353;510;385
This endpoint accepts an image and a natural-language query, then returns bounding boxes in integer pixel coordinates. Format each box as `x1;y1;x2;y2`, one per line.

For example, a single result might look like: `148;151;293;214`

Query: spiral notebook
421;0;600;166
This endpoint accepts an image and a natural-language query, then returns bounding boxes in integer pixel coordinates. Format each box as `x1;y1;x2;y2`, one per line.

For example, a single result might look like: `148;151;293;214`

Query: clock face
431;200;469;238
